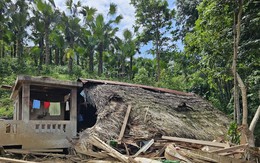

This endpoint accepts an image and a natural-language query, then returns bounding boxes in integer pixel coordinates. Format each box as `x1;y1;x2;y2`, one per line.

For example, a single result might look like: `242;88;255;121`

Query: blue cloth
33;100;40;109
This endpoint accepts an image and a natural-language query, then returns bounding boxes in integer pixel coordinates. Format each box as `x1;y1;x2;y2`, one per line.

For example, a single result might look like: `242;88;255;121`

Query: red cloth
44;101;50;109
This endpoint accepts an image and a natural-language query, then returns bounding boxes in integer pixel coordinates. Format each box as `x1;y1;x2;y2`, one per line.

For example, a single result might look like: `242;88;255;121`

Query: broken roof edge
10;75;83;99
78;78;194;96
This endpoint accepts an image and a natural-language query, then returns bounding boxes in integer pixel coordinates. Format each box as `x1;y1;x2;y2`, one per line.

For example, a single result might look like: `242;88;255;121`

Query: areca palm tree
8;0;29;60
34;0;57;65
81;3;122;76
29;9;45;68
93;4;123;76
120;29;136;79
80;6;97;73
0;0;11;58
64;0;82;73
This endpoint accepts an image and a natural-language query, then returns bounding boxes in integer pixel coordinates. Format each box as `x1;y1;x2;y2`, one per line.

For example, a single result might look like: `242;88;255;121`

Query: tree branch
249;105;260;132
236;72;248;125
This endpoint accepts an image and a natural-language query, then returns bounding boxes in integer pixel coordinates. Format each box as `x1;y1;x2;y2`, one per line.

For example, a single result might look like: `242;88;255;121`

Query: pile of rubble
72;132;259;163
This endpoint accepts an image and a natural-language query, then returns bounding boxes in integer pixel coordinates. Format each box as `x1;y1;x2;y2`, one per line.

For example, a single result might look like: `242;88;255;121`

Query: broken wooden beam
210;144;248;154
118;105;132;144
164;144;192;163
162;136;229;148
88;136;129;163
134;139;154;157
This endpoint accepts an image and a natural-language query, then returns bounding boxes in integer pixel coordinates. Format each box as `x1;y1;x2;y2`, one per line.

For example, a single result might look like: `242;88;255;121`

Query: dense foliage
0;0;259;145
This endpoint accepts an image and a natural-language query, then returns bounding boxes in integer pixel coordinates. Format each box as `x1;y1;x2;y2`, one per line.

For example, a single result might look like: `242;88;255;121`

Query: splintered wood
70;133;255;162
118;105;132;144
1;136;257;163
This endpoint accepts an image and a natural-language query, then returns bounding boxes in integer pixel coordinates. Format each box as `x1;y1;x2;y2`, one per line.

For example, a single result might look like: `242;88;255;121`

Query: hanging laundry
66;101;70;111
49;102;61;116
32;100;40;109
44;101;50;109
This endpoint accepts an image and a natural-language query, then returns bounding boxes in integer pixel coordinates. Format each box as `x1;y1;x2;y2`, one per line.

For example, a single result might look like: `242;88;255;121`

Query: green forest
0;0;259;146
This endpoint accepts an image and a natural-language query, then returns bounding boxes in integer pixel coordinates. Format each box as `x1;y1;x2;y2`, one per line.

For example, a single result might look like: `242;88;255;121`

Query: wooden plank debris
162;136;229;148
210;144;248;154
134;139;154;157
0;156;37;163
5;149;69;158
192;149;252;163
164;143;252;163
164;144;192;163
74;146;109;159
134;157;161;163
152;143;168;157
118;105;132;144
88;136;129;163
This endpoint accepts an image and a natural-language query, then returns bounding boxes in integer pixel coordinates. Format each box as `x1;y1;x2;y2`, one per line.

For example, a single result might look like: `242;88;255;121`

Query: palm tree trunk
13;42;16;58
49;47;52;64
156;39;160;82
155;27;160;82
55;47;59;65
76;54;79;65
60;48;64;65
2;42;5;58
68;40;74;73
16;37;23;60
11;45;13;58
68;57;73;74
122;55;125;78
0;41;2;58
98;44;103;76
39;37;44;70
45;23;50;65
130;55;133;80
89;50;94;73
117;53;120;78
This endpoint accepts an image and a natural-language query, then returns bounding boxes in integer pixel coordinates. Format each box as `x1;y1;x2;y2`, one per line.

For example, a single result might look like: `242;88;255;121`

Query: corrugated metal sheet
78;78;194;96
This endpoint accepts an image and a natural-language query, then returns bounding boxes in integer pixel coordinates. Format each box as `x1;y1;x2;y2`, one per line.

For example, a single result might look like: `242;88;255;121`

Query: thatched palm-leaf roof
77;80;230;147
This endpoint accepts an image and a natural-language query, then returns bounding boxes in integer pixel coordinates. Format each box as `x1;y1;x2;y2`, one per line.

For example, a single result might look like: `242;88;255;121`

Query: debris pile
1;134;259;162
73;134;259;163
71;84;259;162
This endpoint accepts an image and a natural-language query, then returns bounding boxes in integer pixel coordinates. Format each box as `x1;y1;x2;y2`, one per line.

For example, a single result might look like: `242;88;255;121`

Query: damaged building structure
0;75;230;150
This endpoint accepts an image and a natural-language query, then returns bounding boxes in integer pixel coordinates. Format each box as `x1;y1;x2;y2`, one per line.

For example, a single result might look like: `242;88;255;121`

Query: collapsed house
77;79;230;148
0;75;230;150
